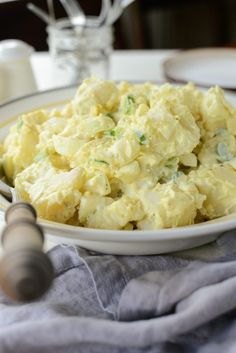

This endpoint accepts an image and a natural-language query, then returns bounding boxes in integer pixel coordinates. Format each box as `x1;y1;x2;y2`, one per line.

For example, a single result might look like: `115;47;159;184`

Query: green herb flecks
105;128;123;139
216;142;233;162
34;150;47;162
105;129;116;137
134;130;147;145
139;134;147;145
170;171;184;182
94;159;110;165
123;95;135;114
17;117;24;132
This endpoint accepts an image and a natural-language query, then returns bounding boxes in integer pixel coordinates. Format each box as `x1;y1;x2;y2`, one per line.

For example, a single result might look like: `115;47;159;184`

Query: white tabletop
31;50;177;91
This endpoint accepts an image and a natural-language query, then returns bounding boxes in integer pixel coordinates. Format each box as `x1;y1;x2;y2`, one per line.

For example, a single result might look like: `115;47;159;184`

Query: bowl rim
37;214;236;242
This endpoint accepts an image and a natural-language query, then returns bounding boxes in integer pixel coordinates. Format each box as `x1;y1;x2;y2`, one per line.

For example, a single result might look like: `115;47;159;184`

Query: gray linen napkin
0;230;236;353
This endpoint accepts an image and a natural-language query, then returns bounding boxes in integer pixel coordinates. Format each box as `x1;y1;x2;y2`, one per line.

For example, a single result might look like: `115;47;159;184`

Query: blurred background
1;0;236;51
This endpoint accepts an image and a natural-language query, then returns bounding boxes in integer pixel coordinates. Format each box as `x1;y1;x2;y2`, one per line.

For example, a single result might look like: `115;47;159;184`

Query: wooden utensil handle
0;202;54;302
5;202;37;223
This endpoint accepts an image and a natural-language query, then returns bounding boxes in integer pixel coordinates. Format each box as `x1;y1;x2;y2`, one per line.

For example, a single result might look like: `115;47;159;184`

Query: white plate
163;48;236;89
1;86;236;255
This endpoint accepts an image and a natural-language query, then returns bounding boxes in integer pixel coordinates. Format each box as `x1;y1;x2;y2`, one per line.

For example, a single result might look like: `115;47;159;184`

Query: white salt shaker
0;40;37;102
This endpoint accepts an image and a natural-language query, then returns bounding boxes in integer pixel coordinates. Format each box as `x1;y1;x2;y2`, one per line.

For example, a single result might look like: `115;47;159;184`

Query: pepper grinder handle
0;202;54;302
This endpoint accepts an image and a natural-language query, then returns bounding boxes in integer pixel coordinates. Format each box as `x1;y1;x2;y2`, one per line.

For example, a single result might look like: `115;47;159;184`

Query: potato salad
2;77;236;230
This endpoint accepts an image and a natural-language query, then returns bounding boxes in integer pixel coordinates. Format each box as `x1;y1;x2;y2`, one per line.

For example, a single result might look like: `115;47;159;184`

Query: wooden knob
5;202;37;223
0;202;54;302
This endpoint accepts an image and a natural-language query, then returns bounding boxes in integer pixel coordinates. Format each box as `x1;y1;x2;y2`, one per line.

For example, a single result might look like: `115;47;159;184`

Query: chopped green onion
134;130;147;145
34;150;47;162
105;129;116;137
139;134;147;145
170;171;184;181
17;118;24;131
216;142;233;162
105;128;123;139
94;159;109;165
123;95;135;114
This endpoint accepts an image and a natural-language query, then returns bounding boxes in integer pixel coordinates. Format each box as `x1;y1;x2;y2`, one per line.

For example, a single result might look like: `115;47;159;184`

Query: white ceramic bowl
1;86;236;255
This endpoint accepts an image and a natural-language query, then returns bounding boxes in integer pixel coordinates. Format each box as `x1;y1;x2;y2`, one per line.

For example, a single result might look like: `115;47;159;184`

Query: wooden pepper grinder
0;202;54;302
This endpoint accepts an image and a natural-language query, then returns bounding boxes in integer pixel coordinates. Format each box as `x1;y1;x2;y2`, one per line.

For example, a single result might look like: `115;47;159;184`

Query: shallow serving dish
1;85;236;255
163;48;236;89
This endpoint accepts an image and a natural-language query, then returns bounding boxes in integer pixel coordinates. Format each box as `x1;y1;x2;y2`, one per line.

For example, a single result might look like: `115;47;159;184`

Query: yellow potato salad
2;77;236;230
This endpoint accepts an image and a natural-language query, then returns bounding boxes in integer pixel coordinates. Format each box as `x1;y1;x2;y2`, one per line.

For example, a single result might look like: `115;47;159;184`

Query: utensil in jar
59;0;86;27
106;0;135;25
0;181;54;302
87;0;111;28
26;2;52;25
47;0;56;23
59;0;111;28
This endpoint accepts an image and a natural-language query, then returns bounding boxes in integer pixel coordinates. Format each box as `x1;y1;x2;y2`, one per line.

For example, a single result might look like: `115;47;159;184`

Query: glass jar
47;19;113;86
